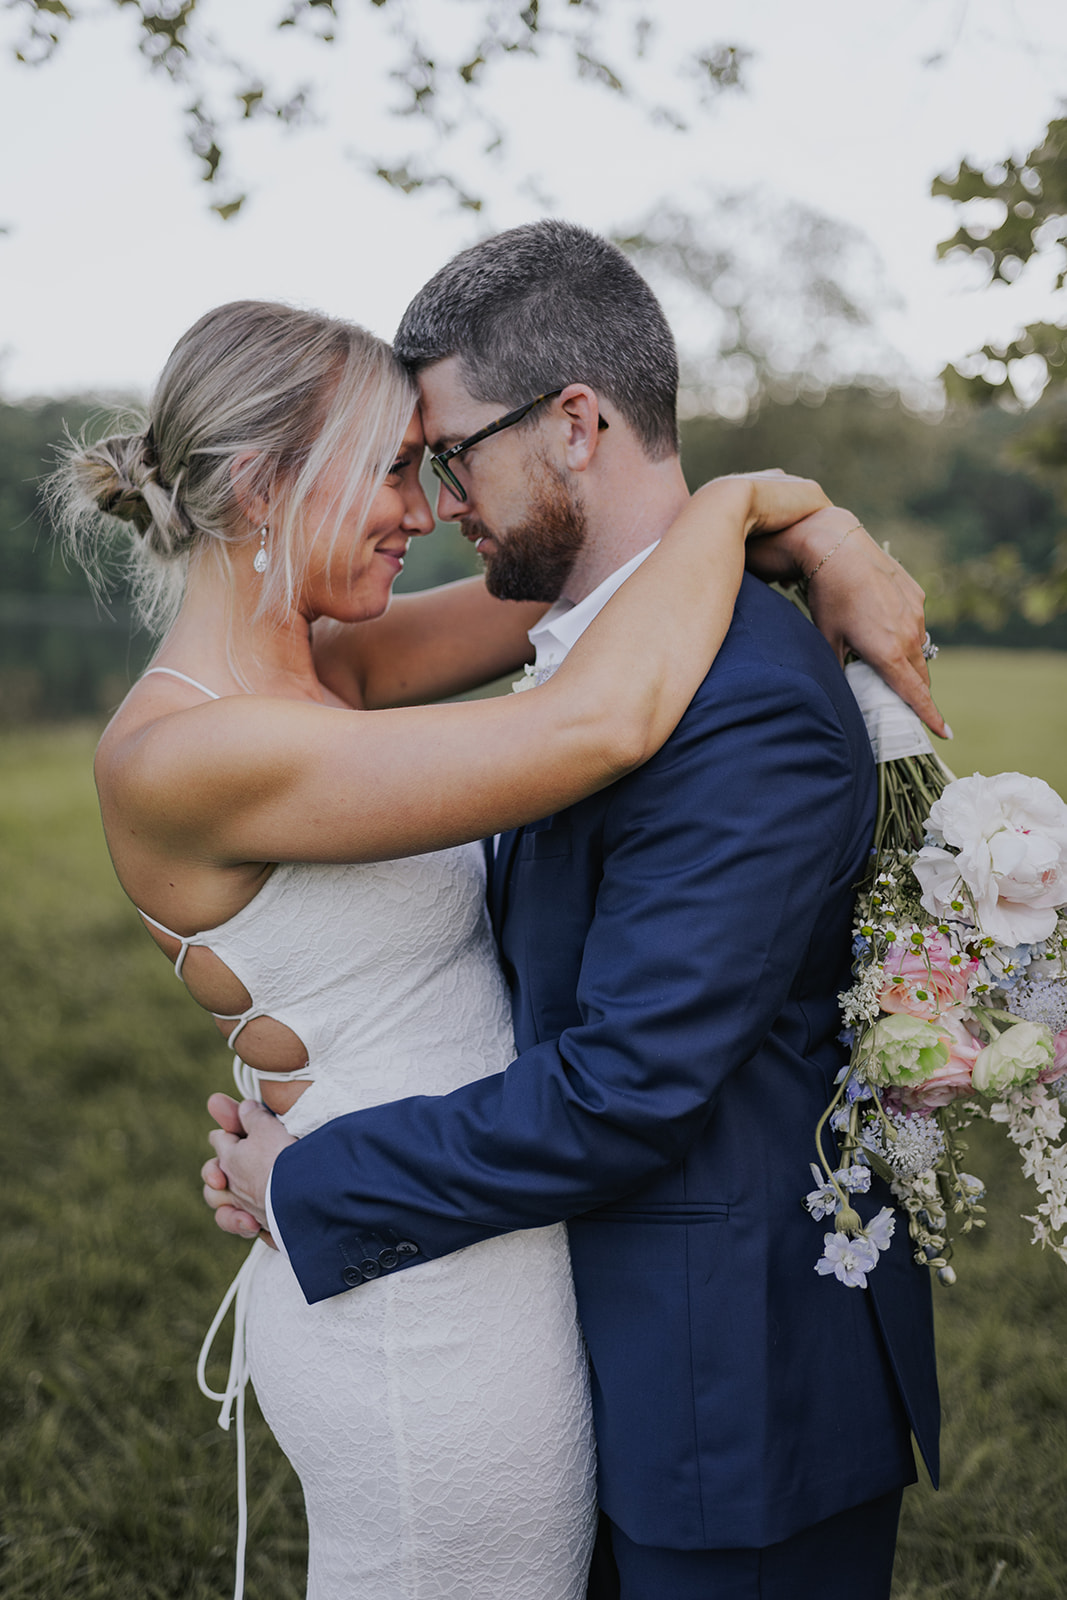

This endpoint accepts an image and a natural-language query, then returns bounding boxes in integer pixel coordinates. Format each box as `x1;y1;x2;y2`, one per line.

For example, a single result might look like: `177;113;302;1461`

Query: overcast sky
1;0;1065;401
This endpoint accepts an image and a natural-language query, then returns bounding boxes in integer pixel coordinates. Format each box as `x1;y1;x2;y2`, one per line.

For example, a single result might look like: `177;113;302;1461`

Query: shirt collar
527;543;658;666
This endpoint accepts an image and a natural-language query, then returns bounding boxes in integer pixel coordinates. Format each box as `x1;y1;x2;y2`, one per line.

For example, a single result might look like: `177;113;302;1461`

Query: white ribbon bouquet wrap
808;663;1067;1289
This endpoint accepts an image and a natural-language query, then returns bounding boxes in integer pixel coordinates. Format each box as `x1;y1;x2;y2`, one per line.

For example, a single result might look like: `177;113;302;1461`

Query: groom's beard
472;464;587;603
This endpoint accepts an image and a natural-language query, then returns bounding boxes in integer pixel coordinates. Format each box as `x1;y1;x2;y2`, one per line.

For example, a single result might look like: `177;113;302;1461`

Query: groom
208;222;941;1597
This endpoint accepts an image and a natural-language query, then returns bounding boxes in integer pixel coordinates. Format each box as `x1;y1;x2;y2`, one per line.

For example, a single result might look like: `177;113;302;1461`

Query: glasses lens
430;457;465;501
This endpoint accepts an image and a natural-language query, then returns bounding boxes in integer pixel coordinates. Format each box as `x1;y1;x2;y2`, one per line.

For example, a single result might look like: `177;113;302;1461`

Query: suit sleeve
270;662;868;1302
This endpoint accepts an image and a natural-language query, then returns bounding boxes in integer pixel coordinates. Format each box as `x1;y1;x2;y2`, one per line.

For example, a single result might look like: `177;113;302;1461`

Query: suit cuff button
358;1258;382;1279
377;1248;399;1270
395;1239;420;1258
341;1265;363;1287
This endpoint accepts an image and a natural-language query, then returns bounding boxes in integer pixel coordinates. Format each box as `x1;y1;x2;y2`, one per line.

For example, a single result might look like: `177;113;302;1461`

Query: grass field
2;649;1067;1599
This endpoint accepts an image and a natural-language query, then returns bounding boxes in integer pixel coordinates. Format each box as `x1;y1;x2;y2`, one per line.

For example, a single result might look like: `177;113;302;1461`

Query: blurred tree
0;397;112;596
617;195;911;418
3;0;748;218
934;112;1067;630
681;384;1067;645
0;398;152;722
935;115;1067;406
6;382;1067;722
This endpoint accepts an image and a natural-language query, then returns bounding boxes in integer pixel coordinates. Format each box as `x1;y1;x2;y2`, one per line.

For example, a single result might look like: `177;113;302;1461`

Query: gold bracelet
803;519;863;582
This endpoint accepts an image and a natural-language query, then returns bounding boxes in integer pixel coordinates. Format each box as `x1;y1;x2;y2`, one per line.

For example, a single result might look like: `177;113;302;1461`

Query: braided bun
71;429;193;554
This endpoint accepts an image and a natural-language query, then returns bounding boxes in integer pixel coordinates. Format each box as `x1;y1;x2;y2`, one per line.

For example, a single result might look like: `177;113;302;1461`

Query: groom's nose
435;479;470;521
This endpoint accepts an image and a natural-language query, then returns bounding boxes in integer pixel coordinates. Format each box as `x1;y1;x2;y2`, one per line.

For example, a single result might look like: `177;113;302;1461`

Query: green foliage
935;116;1067;405
0;397;153;723
4;384;1067;724
3;0;748;217
0;397;106;597
680;386;1067;643
3;665;1067;1596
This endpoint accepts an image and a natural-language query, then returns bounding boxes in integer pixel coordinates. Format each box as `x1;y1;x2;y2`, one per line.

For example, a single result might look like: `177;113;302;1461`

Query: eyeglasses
428;389;608;501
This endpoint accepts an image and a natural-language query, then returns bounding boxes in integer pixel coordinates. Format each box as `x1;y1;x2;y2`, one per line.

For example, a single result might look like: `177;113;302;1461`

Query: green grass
2;650;1067;1598
927;649;1067;799
0;727;306;1598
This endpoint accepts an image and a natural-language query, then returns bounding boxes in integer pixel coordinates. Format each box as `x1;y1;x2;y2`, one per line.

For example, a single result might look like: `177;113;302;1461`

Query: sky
1;0;1065;403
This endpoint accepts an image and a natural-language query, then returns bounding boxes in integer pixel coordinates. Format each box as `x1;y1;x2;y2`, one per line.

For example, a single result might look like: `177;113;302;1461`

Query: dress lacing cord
197;1239;266;1600
226;1012;316;1103
137;912;316;1098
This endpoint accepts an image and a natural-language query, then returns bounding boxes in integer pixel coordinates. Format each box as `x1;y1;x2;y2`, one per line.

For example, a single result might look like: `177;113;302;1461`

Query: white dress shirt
526;542;658;670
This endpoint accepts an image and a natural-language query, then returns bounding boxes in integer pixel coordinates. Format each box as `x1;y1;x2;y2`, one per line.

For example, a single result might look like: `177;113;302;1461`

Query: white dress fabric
187;845;596;1600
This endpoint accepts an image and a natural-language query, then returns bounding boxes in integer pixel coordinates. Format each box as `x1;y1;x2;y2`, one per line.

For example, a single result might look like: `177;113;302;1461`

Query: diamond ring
922;632;939;662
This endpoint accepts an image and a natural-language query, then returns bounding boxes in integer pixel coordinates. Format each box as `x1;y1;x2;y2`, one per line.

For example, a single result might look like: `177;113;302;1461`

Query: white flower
836;1164;872;1195
913;773;1067;946
972;1020;1055;1095
861;1106;946;1179
511;663;560;693
815;1231;879;1288
863;1012;950;1087
864;1206;896;1253
804;1164;840;1221
1005;978;1067;1034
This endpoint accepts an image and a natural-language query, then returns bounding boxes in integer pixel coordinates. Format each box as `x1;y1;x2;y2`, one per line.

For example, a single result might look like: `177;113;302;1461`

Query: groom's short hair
394;219;680;461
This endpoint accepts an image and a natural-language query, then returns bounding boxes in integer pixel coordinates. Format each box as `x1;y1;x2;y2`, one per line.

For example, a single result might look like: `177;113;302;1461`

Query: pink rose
879;934;977;1023
1037;1028;1067;1086
891;1017;981;1110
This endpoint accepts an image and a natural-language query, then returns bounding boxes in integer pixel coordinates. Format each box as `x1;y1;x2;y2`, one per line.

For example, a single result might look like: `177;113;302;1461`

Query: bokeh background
3;2;1067;1595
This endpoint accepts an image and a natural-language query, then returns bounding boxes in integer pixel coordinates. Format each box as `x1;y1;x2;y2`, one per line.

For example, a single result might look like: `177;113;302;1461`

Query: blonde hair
51;300;417;632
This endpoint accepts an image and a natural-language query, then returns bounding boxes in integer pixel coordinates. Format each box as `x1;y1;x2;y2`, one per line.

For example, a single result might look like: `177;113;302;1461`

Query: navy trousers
588;1487;904;1600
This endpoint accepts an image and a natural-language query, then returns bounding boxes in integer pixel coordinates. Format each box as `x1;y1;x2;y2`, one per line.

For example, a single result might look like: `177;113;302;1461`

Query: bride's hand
202;1092;295;1245
787;507;948;739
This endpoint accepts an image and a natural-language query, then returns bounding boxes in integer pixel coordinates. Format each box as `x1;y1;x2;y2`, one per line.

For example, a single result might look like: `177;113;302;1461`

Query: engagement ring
922;633;939;662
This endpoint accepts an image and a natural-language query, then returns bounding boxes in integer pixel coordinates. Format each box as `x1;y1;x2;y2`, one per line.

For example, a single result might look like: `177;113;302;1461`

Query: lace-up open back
137;668;596;1600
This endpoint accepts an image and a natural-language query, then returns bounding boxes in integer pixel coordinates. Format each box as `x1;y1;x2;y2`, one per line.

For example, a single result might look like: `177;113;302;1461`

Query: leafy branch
4;0;750;218
935;115;1067;404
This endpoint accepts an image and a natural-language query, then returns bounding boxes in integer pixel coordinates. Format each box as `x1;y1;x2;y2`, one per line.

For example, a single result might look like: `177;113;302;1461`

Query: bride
55;298;914;1600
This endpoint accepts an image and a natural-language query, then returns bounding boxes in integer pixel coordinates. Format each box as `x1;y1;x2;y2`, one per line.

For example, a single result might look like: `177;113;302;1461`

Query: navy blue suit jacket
271;574;939;1550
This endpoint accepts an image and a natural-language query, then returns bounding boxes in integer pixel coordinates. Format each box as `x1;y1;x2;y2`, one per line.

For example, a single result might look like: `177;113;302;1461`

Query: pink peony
878;934;977;1023
1039;1029;1067;1085
891;1017;982;1110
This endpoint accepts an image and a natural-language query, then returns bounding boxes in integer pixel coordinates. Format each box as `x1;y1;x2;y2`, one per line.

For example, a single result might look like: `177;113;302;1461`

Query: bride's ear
229;451;271;531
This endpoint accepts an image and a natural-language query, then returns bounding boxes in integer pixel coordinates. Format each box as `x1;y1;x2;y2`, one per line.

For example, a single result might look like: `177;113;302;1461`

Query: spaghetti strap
142;666;222;700
138;907;184;942
138;906;197;979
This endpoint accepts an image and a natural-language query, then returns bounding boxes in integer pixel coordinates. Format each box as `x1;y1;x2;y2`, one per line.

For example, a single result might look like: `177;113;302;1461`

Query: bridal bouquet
808;664;1067;1289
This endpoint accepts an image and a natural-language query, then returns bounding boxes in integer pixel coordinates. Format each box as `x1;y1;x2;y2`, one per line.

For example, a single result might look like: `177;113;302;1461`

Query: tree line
1;380;1064;724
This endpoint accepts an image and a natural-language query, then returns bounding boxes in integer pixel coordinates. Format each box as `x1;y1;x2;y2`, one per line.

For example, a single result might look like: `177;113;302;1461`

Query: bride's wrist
781;507;866;585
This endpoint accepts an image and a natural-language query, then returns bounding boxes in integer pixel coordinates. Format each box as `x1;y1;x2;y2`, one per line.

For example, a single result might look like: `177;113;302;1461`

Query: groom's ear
557;385;608;474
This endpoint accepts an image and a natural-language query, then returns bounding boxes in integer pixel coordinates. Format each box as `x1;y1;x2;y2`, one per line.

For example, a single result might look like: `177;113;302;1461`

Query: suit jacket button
342;1266;363;1287
359;1258;381;1279
378;1248;399;1270
395;1240;420;1257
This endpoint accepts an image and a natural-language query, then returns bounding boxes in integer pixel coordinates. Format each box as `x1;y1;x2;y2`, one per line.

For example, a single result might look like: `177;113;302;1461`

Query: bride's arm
313;580;546;710
314;497;945;735
121;473;829;866
745;509;947;738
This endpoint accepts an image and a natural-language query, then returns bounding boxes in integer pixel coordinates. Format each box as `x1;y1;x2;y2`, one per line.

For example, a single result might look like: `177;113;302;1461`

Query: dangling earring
253;525;269;574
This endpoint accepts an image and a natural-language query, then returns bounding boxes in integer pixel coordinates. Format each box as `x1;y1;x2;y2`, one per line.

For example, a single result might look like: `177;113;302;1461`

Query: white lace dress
187;844;596;1600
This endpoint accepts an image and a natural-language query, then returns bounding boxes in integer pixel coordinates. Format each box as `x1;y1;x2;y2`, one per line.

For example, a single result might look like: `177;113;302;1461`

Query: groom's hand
202;1093;296;1243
